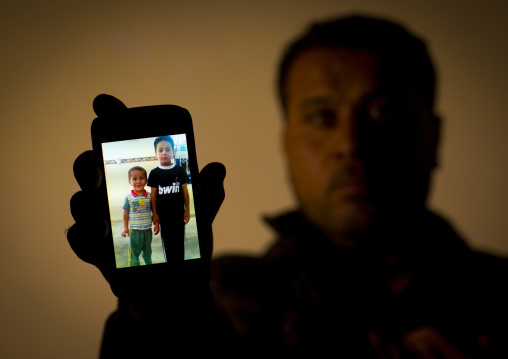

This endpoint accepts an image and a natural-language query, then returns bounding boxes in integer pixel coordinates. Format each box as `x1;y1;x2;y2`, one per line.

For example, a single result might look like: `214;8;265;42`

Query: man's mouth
330;178;368;196
327;163;369;198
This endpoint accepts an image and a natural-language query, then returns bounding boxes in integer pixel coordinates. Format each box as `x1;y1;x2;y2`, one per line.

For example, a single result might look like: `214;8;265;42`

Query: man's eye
304;109;337;127
367;103;393;123
364;102;414;137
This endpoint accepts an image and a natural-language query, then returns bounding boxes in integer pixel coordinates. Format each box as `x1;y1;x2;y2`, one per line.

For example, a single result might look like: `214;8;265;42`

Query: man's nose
328;109;360;159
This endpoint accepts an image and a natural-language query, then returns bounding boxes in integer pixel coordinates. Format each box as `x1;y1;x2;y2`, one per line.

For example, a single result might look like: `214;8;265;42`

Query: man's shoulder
452;249;508;280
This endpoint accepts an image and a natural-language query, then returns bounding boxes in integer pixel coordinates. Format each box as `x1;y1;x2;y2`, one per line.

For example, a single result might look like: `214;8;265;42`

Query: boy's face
155;140;173;166
129;170;147;194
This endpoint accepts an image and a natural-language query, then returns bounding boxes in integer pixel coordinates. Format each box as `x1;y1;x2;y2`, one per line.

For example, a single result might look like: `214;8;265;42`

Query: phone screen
101;134;200;269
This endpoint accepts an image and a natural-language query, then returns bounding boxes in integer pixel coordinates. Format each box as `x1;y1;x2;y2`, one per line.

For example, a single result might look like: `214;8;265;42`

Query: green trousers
129;229;153;266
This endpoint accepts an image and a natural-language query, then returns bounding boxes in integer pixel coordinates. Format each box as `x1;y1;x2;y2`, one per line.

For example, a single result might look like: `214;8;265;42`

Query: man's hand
121;228;129;237
67;94;226;280
184;209;190;224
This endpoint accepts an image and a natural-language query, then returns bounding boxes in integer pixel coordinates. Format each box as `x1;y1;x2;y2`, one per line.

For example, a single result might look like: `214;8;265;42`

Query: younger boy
121;166;158;266
148;136;190;261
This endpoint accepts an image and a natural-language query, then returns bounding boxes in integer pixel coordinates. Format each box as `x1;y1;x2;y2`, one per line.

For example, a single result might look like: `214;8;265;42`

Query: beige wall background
1;0;507;357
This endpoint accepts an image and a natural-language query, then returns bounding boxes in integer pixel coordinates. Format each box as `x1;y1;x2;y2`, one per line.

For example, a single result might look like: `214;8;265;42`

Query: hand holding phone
67;95;226;299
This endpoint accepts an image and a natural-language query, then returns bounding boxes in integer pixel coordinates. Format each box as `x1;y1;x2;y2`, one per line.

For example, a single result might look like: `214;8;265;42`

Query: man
68;15;508;358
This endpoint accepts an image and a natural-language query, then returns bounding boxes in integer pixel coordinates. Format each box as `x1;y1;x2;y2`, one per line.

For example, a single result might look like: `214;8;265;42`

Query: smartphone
91;105;208;297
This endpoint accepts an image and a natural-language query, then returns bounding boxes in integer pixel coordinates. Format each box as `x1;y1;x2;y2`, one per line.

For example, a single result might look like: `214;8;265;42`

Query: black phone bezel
91;105;208;297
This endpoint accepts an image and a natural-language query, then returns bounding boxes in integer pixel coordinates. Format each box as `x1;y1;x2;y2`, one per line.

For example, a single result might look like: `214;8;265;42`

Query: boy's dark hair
277;15;436;114
154;136;174;152
128;166;147;180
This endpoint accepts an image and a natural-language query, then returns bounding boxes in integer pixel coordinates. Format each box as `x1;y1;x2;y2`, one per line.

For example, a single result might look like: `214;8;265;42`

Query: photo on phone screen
101;134;200;269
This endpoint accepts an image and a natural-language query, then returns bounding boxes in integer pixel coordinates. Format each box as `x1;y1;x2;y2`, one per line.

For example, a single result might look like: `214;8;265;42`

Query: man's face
283;47;438;244
156;141;174;166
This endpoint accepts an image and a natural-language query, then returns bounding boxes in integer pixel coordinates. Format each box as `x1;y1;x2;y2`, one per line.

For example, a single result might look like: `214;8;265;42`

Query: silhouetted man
68;15;508;358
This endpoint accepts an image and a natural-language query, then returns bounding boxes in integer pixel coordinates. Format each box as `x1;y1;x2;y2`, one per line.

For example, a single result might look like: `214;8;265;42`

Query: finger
197;162;225;262
199;162;226;225
70;190;106;223
66;220;110;279
92;94;127;117
73;150;101;191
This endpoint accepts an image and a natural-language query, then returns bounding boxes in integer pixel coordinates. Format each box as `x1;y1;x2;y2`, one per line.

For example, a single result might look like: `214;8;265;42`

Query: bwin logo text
159;184;180;194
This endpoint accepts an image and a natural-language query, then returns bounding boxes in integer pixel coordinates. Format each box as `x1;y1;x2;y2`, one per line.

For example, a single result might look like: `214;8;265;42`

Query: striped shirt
122;190;152;230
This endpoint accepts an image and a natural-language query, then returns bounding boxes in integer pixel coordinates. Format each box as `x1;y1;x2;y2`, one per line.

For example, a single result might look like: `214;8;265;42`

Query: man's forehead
286;47;381;106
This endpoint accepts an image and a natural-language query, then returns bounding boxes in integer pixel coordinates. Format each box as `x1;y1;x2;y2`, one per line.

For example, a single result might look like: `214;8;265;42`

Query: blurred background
1;0;507;357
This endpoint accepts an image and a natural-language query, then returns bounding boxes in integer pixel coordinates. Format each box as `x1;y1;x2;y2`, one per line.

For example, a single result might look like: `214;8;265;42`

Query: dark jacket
101;210;508;358
211;211;508;357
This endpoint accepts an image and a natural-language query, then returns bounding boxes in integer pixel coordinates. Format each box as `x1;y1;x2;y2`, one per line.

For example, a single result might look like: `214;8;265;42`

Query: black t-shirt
148;165;190;220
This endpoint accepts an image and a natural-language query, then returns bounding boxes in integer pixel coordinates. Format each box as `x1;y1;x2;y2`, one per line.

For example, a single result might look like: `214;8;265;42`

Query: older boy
121;166;156;266
148;136;190;261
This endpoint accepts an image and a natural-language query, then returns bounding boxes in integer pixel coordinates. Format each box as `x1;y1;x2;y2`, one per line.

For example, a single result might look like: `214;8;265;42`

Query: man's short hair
154;136;174;152
128;166;147;180
277;15;436;114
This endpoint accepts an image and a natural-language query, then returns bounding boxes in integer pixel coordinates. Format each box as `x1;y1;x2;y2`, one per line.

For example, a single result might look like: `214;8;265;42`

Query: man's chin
333;203;376;232
305;201;377;245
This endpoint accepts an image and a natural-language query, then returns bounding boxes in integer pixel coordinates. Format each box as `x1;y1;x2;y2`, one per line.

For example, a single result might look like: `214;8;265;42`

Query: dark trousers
160;217;185;262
